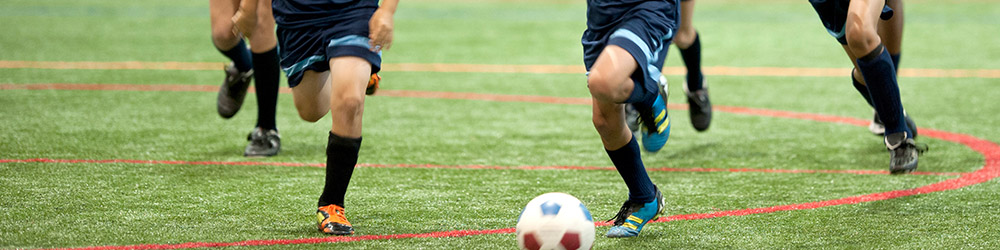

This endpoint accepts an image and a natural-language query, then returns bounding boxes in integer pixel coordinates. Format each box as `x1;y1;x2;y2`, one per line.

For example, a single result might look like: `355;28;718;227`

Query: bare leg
247;0;277;52
209;0;241;50
292;70;332;122
673;0;697;49
588;45;638;150
878;0;903;56
326;57;372;137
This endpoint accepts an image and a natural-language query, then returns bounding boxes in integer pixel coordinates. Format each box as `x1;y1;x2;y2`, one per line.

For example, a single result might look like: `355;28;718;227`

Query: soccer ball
516;192;595;250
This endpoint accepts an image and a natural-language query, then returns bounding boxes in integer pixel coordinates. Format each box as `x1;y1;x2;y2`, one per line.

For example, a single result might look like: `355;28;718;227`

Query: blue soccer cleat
638;90;671;152
606;187;664;238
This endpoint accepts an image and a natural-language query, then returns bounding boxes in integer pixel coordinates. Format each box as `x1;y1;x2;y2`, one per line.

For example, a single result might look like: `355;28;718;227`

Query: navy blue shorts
809;0;894;45
273;2;381;88
582;1;678;104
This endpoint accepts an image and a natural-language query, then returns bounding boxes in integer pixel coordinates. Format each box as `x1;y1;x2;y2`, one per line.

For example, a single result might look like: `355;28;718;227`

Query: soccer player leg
314;56;371;235
244;0;281;157
879;0;903;71
586;38;663;239
845;0;922;174
674;0;711;132
605;25;672;153
211;0;253;119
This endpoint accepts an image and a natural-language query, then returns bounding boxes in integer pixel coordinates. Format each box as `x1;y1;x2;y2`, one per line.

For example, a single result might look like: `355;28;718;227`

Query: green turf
2;0;999;249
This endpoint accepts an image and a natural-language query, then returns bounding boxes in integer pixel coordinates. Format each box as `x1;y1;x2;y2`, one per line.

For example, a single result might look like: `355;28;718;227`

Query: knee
587;71;626;102
294;101;326;123
211;28;239;49
845;17;879;55
331;93;364;118
592;113;612;132
673;28;696;48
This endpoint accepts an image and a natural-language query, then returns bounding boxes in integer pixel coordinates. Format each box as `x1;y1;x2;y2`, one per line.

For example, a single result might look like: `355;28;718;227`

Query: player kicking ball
234;0;393;235
582;0;678;237
809;0;924;173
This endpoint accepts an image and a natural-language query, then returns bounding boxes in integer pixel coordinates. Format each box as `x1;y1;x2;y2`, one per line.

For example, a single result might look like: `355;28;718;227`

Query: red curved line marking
0;158;959;176
8;85;997;250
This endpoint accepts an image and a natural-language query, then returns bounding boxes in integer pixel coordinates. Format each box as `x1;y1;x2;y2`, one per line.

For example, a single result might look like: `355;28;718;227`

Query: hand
368;8;394;52
232;6;258;39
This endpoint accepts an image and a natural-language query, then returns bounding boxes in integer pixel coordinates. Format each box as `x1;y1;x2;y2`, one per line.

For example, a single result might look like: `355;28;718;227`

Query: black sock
217;40;253;72
678;33;704;90
318;132;362;207
851;71;875;107
856;44;911;138
252;47;280;131
890;53;901;73
605;135;655;203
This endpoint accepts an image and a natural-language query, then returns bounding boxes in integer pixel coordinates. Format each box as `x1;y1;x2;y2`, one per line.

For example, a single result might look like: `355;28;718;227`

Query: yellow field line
1;60;998;78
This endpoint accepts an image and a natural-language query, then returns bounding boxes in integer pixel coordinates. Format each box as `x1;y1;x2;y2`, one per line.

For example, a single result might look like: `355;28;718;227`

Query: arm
232;0;260;39
368;0;398;52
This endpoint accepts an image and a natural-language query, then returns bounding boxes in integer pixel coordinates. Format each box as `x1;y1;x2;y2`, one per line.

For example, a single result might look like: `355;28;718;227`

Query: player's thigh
292;70;332;121
209;0;240;43
327;56;372;102
249;0;277;52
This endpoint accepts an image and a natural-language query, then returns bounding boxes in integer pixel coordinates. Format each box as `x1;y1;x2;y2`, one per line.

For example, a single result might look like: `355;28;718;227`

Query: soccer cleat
217;63;253;119
885;132;926;174
317;204;354;235
244;127;281;157
366;73;380;95
683;78;712;132
868;111;918;138
606;187;664;238
637;76;671;152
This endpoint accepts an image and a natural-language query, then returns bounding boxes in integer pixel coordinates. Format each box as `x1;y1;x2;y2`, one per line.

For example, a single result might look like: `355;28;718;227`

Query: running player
211;0;282;157
234;0;394;235
583;0;676;237
809;0;924;173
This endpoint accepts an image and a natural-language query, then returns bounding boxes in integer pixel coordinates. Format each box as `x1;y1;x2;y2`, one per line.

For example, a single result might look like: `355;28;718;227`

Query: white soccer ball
516;192;595;250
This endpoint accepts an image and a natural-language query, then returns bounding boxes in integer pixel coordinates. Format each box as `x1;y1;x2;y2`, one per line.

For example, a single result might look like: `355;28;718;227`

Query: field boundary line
2;60;999;78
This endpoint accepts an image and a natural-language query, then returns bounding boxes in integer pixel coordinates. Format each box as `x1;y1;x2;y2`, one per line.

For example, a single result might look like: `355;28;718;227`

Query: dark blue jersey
272;0;378;29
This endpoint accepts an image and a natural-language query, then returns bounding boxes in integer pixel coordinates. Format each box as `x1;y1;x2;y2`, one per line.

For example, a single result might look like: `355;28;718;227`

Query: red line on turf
0;159;960;176
8;85;999;249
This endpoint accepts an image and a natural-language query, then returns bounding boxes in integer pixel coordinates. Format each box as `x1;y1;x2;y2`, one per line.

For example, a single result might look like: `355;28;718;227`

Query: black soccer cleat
885;132;926;174
683;79;712;132
869;111;918;138
217;63;253;119
245;127;280;157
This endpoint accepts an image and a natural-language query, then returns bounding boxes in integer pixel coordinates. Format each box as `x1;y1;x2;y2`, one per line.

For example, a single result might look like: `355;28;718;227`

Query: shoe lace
606;201;636;226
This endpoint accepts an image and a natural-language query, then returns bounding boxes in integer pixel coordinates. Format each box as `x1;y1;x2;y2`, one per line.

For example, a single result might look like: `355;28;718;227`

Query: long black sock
851;72;875;107
890;53;900;73
857;44;911;138
318;132;362;207
217;40;253;72
605;135;655;203
678;33;704;90
252;48;280;131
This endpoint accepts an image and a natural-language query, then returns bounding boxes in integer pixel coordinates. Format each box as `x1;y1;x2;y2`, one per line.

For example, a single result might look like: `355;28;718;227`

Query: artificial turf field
2;0;999;249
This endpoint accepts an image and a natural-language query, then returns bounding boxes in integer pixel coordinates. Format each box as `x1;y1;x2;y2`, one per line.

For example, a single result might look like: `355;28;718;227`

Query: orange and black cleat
317;204;354;235
366;73;380;95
